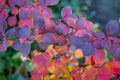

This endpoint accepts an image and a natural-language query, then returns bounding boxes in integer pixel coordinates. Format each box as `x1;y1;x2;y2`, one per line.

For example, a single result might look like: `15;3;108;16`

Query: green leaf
104;49;113;62
31;41;39;51
0;75;5;80
11;52;20;59
25;61;34;72
78;57;85;65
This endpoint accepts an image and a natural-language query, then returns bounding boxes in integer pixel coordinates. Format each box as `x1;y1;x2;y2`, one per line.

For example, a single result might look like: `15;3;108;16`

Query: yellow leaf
9;40;14;47
74;49;83;58
50;74;56;79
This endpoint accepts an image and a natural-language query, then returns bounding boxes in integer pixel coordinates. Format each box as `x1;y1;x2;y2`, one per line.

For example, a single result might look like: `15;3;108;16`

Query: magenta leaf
61;6;72;21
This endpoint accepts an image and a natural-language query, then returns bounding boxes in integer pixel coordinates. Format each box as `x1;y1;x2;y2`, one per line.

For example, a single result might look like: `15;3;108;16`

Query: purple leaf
46;0;59;5
42;33;55;44
69;35;86;48
14;0;24;7
42;8;53;18
109;45;117;55
66;14;78;27
19;27;30;38
101;39;111;49
76;17;86;28
12;40;22;50
82;43;95;56
5;28;16;37
0;17;7;32
106;20;119;35
115;47;120;61
0;40;9;52
34;16;45;29
19;9;29;19
30;8;40;18
20;41;31;55
94;31;105;39
0;33;3;40
38;0;46;6
93;40;102;49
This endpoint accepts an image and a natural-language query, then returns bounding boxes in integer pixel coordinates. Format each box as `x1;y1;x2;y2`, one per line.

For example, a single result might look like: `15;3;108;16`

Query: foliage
0;0;120;80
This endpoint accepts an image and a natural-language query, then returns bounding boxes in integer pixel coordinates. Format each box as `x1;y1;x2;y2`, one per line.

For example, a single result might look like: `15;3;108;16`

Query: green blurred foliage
0;47;31;80
50;0;92;19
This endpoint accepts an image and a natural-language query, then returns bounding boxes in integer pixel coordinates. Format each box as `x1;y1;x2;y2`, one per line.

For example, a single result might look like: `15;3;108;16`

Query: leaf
66;14;77;27
61;6;72;21
0;32;3;40
56;23;65;35
42;33;55;44
14;0;24;7
105;60;120;74
82;43;95;56
30;8;40;18
33;16;45;29
20;41;31;55
69;35;86;48
7;16;17;26
94;31;105;39
93;50;106;67
115;47;120;61
74;49;83;58
81;68;97;80
74;29;86;37
33;55;46;67
93;40;102;49
76;17;86;28
84;21;93;30
12;40;22;50
19;8;29;19
42;8;53;18
97;67;113;80
46;0;59;6
104;49;113;62
101;39;111;49
0;40;9;52
19;27;30;38
25;61;34;72
108;45;117;55
0;17;7;32
106;20;119;35
38;0;46;6
19;19;33;28
5;28;16;37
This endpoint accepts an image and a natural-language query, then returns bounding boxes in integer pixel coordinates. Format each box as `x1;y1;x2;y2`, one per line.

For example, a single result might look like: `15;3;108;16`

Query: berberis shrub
0;0;120;80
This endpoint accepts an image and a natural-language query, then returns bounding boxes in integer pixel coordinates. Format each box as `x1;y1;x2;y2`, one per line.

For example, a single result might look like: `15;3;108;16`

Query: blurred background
1;0;120;80
51;0;120;32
